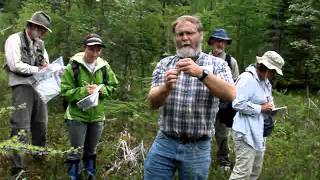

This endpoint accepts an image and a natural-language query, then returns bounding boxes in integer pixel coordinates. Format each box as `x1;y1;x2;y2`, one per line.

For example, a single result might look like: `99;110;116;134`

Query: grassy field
0;92;319;179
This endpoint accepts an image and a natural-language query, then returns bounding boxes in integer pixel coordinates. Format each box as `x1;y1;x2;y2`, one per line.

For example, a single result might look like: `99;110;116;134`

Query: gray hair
172;15;203;33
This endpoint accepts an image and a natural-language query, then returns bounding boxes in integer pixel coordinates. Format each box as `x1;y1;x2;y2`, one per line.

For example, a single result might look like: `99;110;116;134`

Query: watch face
199;69;209;81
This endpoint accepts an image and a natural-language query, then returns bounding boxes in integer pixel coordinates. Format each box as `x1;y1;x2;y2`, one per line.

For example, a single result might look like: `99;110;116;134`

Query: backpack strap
71;61;80;86
101;65;108;85
225;54;232;70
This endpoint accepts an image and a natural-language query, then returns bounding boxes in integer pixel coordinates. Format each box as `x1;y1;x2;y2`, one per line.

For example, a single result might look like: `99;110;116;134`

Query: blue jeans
144;131;211;180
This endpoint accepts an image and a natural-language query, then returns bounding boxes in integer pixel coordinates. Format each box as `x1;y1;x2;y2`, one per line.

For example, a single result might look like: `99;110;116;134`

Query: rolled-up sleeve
231;57;239;80
215;60;234;84
151;61;166;88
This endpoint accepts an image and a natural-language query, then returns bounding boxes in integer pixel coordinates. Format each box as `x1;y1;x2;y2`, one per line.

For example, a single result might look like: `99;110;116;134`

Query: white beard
176;43;202;58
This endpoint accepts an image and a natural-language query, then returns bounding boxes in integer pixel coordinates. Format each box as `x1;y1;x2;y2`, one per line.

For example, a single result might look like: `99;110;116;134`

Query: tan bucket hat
27;11;52;32
256;51;284;75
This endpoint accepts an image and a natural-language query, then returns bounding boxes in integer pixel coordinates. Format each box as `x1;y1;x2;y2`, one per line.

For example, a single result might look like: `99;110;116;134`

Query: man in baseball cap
61;33;118;179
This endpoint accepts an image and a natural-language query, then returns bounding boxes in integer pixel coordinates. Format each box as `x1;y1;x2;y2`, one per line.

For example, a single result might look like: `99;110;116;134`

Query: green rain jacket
60;52;118;122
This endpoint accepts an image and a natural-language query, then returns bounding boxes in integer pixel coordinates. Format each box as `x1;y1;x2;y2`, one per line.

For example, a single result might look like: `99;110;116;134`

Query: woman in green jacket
61;33;118;180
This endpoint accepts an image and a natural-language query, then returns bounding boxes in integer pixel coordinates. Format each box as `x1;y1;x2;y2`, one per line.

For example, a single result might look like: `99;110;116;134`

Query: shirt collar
209;50;226;59
246;64;271;85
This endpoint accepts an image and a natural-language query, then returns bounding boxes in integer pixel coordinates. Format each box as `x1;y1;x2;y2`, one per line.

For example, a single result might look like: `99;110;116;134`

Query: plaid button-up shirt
151;52;234;138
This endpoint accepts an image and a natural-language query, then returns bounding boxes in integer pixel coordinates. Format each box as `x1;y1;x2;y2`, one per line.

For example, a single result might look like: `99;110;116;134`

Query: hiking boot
10;168;27;180
66;159;81;180
83;155;96;180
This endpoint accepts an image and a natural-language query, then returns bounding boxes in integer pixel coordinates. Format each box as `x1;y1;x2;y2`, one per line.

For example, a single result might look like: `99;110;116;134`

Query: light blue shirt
232;65;272;152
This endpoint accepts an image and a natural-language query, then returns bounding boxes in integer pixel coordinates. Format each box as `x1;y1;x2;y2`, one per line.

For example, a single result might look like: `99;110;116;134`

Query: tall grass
0;92;319;179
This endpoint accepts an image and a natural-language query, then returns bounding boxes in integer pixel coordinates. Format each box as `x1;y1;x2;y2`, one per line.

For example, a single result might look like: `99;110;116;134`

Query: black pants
10;85;48;171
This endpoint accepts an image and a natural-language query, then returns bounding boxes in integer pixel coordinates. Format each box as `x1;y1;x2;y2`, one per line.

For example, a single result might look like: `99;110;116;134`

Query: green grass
0;92;319;179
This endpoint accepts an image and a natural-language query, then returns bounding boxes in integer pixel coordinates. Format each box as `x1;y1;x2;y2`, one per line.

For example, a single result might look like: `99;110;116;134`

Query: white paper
272;106;287;112
32;56;65;103
76;84;104;111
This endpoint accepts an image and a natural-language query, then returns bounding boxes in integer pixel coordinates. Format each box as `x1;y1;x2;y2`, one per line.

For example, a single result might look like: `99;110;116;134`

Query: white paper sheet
272;106;287;112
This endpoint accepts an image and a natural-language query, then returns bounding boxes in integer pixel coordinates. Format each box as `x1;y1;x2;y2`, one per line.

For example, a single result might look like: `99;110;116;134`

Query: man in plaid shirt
144;15;236;180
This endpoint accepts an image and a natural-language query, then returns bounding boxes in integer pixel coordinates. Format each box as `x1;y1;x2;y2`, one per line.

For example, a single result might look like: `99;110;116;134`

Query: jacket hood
245;64;271;85
70;52;108;70
245;64;259;81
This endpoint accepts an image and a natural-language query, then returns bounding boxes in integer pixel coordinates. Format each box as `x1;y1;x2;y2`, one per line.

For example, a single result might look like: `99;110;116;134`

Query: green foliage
1;92;318;179
266;0;320;89
0;52;10;104
0;131;81;157
0;0;320;179
261;92;320;179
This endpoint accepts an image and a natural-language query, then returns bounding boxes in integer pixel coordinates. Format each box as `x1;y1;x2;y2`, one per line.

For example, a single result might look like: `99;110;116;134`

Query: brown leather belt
162;131;209;144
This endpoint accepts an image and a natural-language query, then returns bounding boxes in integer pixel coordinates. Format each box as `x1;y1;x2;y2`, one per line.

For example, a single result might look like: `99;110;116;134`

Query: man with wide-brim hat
208;28;232;45
208;28;239;171
27;11;52;33
230;51;284;179
208;28;238;80
4;10;52;178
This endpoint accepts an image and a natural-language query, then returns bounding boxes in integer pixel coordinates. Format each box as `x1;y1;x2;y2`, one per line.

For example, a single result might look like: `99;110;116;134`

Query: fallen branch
103;131;145;177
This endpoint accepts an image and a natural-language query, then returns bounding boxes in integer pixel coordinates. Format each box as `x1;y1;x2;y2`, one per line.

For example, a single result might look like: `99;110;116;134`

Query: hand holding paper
77;84;104;111
32;56;65;103
270;106;287;116
87;84;98;94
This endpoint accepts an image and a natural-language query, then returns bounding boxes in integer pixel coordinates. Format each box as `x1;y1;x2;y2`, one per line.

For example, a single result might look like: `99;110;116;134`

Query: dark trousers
214;117;231;166
10;85;48;171
66;120;104;160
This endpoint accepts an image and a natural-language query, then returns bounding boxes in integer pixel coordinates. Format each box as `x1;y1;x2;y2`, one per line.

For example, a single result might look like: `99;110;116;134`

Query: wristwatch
198;69;209;81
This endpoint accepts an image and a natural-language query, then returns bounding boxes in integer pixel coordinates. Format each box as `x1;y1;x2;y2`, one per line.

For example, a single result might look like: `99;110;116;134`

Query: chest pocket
250;89;267;105
20;45;34;65
34;44;45;66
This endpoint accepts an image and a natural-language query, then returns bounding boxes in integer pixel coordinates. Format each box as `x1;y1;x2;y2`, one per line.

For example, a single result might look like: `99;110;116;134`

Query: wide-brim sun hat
207;28;232;45
27;11;52;32
256;51;285;75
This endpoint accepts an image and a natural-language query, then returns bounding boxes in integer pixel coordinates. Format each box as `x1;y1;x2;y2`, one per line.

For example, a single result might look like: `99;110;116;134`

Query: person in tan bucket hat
256;51;284;76
229;51;284;180
4;11;52;178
